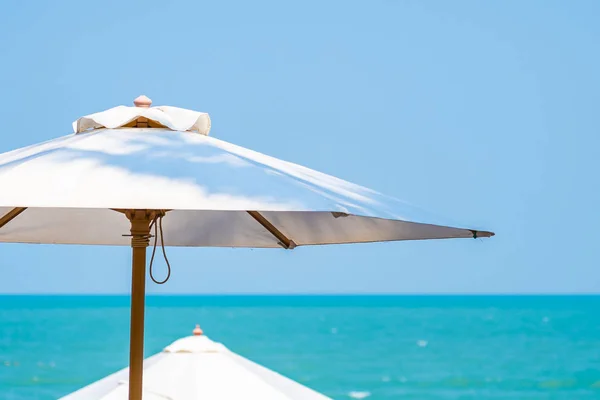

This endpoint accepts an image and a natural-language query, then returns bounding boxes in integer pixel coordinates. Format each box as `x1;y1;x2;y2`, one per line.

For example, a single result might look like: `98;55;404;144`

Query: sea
0;295;599;400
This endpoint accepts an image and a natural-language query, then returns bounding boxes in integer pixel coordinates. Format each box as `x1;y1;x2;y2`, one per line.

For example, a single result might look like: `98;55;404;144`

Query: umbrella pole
127;210;152;400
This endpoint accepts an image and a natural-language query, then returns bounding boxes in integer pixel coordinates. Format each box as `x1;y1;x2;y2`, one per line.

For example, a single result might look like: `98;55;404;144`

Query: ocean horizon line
1;292;599;296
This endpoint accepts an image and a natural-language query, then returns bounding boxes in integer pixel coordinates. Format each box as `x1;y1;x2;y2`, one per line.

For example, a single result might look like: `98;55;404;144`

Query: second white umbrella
60;325;332;400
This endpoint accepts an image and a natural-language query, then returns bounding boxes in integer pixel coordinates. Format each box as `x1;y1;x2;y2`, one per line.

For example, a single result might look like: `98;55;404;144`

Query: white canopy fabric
59;331;332;400
0;102;492;247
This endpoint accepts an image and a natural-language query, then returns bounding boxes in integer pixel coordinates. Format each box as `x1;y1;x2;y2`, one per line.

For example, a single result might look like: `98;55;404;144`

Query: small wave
348;391;371;399
417;339;428;347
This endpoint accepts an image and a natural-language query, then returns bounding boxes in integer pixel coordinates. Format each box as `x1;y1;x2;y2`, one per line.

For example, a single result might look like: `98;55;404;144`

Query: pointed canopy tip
193;324;203;336
473;230;495;238
133;95;152;108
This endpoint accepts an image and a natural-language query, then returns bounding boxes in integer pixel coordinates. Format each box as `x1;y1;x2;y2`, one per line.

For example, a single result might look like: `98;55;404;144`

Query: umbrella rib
247;211;296;249
0;207;27;229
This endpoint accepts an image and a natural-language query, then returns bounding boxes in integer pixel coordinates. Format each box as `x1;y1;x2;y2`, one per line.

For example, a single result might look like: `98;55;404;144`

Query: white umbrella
59;325;332;400
0;95;493;399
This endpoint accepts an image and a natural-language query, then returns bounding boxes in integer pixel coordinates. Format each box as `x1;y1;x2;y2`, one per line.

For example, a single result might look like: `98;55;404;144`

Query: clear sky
0;0;598;294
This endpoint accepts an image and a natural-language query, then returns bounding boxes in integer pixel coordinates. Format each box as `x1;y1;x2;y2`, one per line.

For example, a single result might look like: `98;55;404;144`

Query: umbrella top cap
193;324;203;336
72;95;211;135
133;95;152;108
163;332;228;353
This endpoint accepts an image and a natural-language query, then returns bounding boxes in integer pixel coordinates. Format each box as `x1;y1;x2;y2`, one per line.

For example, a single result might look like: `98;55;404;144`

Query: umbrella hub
126;210;159;247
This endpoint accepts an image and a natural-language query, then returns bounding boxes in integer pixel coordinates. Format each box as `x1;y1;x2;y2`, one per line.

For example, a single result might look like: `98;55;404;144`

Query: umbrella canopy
0;96;493;400
0;99;491;247
59;325;332;400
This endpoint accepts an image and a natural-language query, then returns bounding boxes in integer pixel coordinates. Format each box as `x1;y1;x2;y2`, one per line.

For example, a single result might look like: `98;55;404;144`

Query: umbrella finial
193;324;203;336
133;95;152;108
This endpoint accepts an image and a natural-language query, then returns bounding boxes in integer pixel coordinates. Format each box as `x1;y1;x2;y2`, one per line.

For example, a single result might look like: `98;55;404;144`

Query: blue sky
0;0;598;294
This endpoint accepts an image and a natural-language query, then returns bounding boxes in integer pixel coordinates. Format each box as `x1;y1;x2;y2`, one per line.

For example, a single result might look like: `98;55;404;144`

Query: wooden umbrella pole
125;96;155;400
127;210;153;400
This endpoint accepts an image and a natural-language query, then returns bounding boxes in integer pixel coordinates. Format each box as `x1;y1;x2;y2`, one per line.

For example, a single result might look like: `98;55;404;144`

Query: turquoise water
1;296;599;399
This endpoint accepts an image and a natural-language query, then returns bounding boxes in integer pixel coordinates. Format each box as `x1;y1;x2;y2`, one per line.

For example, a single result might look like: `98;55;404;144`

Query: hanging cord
149;214;171;284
